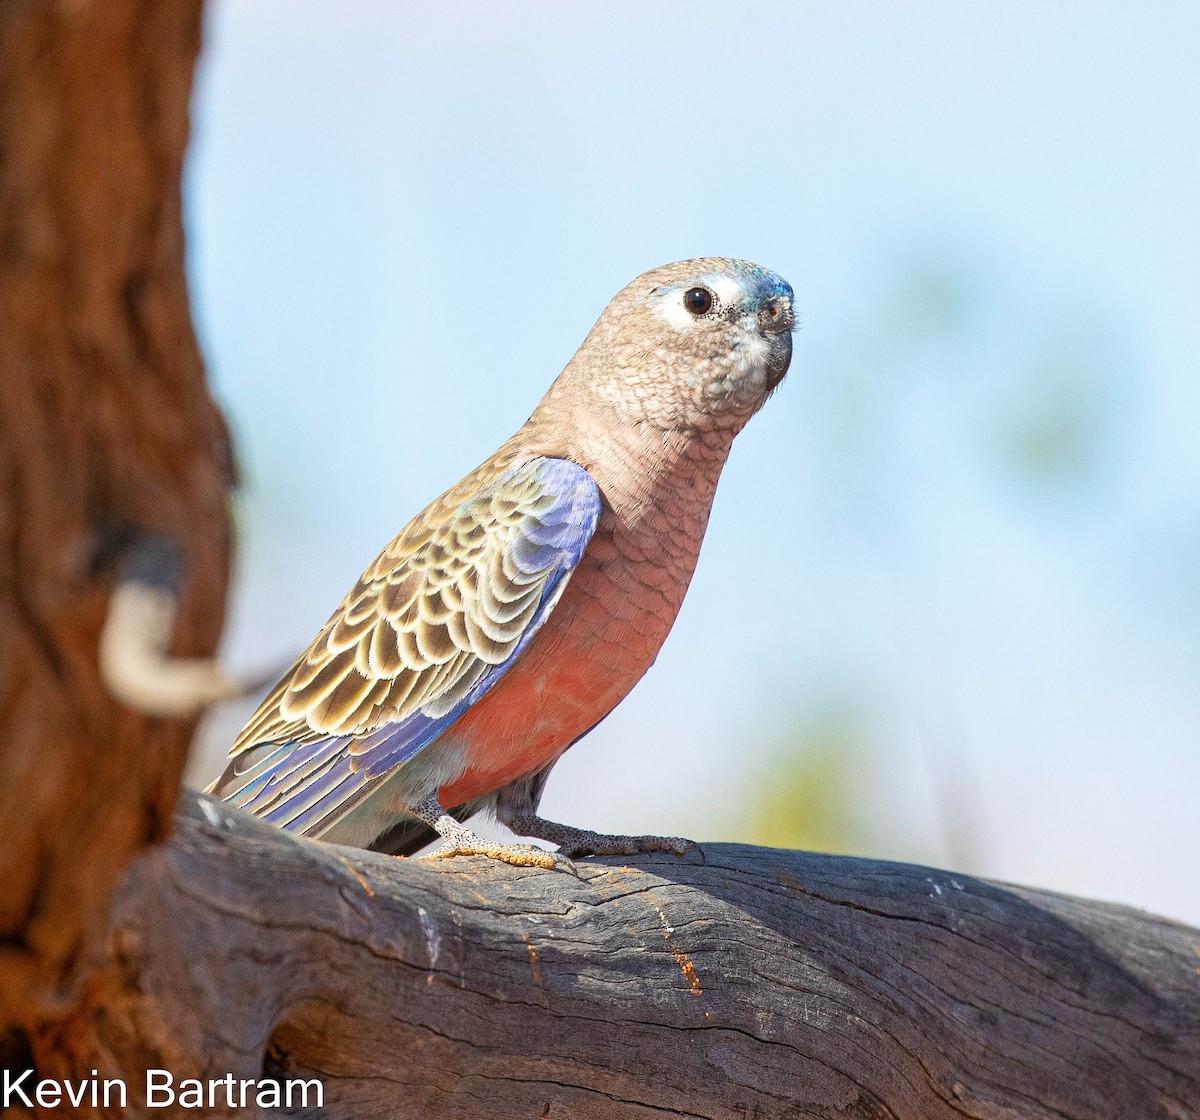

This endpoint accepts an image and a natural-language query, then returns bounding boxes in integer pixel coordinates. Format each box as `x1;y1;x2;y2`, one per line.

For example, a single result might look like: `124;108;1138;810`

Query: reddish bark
0;0;230;1043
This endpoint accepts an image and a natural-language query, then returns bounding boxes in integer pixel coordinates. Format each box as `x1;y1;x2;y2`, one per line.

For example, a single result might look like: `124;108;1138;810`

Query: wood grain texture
75;791;1200;1119
0;0;230;1032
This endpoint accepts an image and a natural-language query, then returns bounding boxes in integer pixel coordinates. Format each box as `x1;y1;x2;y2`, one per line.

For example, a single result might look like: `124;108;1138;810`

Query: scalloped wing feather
209;457;601;834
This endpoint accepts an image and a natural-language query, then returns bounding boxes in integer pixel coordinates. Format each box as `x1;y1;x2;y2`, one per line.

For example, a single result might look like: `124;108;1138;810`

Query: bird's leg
410;794;575;873
502;812;700;861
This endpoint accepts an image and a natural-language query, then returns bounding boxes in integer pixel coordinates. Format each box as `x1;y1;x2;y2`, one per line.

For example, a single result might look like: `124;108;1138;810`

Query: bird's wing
209;456;601;836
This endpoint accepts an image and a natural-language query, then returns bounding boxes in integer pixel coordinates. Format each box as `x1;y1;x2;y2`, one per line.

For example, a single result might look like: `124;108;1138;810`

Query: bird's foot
556;830;699;859
406;797;576;872
504;815;701;861
419;835;575;873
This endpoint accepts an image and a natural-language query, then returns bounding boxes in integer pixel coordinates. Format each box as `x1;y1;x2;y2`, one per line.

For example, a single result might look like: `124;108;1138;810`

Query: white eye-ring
653;274;741;330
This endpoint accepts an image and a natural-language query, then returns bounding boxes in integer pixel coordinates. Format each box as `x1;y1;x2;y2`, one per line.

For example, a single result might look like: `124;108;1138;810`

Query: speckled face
558;258;796;434
647;261;794;411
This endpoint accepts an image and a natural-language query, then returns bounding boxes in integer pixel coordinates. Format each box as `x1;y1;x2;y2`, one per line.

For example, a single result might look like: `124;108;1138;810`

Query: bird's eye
684;287;714;316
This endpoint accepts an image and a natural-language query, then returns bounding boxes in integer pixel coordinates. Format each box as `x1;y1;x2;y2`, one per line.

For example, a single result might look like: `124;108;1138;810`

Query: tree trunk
45;791;1200;1119
0;0;230;1046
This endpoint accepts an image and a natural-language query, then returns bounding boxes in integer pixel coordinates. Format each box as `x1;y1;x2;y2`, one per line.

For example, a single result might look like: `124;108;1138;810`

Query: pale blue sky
186;2;1200;921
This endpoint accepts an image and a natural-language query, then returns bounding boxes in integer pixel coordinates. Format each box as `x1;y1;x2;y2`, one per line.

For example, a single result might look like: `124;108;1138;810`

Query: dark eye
684;286;713;315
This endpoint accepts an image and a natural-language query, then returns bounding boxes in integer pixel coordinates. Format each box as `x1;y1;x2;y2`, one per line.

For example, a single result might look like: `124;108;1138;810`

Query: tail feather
206;735;374;837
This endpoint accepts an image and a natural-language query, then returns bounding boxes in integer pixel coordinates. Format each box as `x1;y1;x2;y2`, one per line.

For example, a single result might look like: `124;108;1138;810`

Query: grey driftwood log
84;790;1200;1119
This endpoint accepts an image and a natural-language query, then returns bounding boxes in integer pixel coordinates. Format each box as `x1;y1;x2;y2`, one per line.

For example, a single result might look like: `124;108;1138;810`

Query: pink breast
436;532;681;806
435;434;729;809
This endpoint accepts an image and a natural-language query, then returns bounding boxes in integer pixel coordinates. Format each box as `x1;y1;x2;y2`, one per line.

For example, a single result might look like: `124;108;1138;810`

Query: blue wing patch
209;457;601;837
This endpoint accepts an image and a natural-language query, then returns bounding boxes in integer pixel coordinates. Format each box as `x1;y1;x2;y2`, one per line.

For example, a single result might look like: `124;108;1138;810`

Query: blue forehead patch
694;262;793;309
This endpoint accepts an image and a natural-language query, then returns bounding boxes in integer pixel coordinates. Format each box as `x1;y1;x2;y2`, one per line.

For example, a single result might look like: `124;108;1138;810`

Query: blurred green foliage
810;251;1129;503
741;703;873;857
994;319;1126;492
735;254;1134;865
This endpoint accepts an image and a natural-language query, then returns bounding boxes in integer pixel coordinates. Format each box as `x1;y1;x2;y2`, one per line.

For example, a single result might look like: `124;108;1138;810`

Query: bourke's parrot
209;258;795;869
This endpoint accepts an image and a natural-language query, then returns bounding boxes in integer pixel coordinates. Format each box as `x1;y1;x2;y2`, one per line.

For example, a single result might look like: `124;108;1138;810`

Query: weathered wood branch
53;790;1198;1119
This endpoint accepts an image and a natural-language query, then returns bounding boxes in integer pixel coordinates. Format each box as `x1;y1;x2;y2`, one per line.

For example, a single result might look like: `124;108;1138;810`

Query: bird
208;257;795;870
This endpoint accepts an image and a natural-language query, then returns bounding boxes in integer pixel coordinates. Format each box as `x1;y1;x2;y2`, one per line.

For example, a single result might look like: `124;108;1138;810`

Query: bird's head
545;257;795;437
